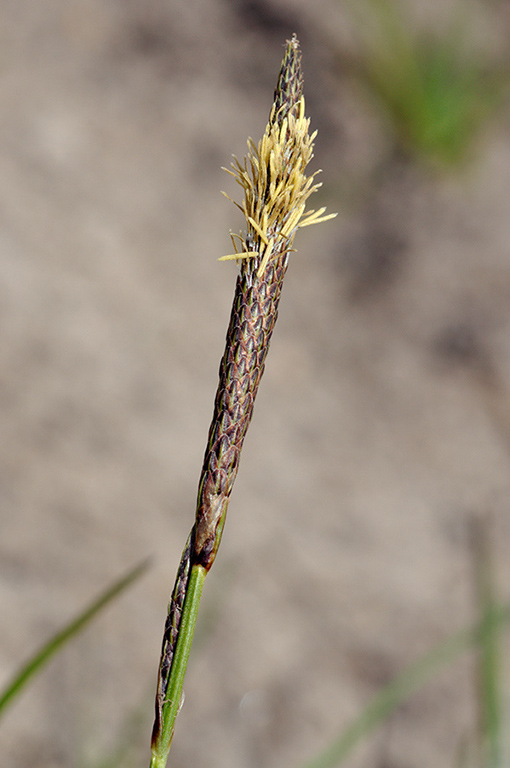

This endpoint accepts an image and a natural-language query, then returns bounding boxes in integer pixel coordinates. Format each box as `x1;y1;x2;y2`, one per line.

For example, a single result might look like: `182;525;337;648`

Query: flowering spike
220;38;336;274
196;36;337;569
151;38;336;768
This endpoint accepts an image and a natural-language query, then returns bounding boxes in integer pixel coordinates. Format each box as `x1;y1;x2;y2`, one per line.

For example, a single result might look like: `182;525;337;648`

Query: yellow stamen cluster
220;97;336;277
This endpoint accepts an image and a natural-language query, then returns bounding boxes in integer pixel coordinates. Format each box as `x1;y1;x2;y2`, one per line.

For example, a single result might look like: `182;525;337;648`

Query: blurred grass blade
300;603;510;768
350;0;505;167
0;558;149;719
471;516;504;768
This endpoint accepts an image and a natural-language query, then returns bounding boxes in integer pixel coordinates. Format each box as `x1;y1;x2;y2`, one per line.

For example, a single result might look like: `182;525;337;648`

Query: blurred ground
0;1;510;767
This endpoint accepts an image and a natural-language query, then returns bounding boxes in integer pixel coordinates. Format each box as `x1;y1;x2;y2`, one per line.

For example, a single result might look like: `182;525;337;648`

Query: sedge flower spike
195;34;336;570
220;37;336;276
150;35;336;768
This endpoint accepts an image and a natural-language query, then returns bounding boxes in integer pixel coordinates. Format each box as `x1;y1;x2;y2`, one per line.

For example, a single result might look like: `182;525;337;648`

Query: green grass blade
478;606;503;768
471;517;504;768
0;558;149;718
300;604;510;768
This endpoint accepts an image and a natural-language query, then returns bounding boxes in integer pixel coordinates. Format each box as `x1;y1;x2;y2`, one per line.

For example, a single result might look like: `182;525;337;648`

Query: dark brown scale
193;251;290;570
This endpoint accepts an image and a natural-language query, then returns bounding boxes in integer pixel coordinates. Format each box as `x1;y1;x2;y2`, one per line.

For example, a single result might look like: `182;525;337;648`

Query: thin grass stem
150;564;206;768
471;515;504;768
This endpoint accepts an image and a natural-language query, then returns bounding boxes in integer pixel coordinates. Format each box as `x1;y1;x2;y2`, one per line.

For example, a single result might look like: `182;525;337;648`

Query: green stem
150;564;207;768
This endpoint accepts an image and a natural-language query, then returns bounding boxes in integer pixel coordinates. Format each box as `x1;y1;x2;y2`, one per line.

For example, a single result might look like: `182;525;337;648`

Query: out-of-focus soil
1;2;509;767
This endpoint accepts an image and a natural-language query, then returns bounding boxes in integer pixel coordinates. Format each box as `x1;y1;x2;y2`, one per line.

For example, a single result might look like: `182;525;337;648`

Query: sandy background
1;1;510;767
